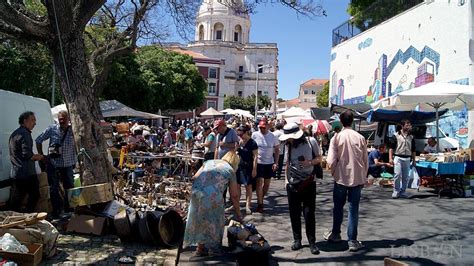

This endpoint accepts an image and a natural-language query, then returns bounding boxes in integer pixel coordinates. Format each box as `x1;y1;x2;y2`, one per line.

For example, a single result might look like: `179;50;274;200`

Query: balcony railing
332;0;424;47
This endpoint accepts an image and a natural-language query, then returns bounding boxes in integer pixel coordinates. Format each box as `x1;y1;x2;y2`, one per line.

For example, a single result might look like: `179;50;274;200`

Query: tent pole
435;106;440;152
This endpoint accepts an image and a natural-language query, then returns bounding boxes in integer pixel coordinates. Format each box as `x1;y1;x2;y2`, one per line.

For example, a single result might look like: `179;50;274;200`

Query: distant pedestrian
325;110;368;252
9;111;44;212
280;122;322;255
272;123;285;180
236;125;258;215
252;119;279;213
389;119;416;198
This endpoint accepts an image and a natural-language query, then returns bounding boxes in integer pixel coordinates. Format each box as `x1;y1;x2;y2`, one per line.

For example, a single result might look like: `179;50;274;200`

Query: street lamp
255;64;272;121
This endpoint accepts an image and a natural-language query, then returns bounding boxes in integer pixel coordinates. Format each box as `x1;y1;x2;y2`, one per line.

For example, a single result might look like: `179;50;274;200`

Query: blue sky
249;0;351;99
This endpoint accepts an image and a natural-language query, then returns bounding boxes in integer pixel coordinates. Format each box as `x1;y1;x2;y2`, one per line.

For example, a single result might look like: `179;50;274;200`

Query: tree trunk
47;8;111;185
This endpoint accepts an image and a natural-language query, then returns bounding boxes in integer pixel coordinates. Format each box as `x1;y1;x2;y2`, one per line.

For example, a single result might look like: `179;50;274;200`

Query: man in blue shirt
368;143;392;177
36;111;77;218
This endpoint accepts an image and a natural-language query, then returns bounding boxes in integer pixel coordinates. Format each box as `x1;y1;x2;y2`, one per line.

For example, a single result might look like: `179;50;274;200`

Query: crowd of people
7;109;427;257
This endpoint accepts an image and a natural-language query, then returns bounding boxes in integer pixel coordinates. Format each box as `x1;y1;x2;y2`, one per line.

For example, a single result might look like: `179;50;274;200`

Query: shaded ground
179;171;474;265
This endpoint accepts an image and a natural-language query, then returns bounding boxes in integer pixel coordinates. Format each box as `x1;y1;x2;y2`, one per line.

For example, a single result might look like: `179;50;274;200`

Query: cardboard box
37;172;48;188
101;200;134;219
39;186;50;199
116;123;129;134
0;242;43;266
67;183;114;208
66;215;107;236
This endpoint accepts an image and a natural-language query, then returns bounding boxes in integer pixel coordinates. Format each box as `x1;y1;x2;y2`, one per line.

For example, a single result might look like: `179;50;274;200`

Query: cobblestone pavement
42;233;178;265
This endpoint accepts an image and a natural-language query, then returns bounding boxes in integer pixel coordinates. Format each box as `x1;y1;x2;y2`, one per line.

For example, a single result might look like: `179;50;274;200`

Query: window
216;30;222;40
258;90;262;96
207;100;217;109
208;68;217;79
304;89;309;95
258;64;263;73
198;25;204;41
214;23;224;40
238;66;244;73
311;90;316;95
208;83;216;96
234;25;242;43
234;32;239;42
238;91;243;97
263;91;269;96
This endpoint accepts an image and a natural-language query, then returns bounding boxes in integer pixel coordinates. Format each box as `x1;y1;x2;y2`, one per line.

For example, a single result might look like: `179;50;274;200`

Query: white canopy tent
52;100;167;120
277;107;311;120
200;107;224;117
220;108;235;114
371;82;474;150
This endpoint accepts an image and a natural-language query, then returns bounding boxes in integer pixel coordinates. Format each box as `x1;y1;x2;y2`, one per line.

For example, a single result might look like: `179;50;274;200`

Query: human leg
10;179;27;212
263;178;271;196
25;175;40;213
47;163;61;217
347;185;363;241
331;182;347;236
256;178;264;211
60;166;74;211
302;182;316;244
393;156;402;197
286;185;303;248
245;184;253;214
400;159;411;194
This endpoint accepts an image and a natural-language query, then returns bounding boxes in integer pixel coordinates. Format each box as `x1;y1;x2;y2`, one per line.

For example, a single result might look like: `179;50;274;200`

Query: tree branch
74;0;106;28
0;0;49;41
91;46;132;96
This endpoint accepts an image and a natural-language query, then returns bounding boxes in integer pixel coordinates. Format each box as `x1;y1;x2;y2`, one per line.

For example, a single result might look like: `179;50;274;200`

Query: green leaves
224;94;272;114
316;81;329;107
101;46;207;112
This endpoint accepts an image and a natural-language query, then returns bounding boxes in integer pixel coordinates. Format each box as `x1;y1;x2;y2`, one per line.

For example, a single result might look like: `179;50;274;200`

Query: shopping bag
408;166;420;189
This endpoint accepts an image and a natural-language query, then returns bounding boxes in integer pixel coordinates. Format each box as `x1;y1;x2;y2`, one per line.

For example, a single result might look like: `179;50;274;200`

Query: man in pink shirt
324;110;368;252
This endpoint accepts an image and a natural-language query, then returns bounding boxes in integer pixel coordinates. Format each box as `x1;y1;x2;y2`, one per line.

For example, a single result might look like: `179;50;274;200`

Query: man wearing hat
280;122;321;254
252;119;279;213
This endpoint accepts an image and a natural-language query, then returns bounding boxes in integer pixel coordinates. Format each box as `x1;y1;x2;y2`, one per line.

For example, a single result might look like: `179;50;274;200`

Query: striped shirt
36;124;77;167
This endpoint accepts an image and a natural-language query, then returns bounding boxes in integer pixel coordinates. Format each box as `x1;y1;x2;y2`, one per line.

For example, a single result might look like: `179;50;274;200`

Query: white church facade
166;0;279;111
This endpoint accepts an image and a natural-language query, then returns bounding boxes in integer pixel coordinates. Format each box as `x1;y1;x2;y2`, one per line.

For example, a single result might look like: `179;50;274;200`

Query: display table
416;161;465;197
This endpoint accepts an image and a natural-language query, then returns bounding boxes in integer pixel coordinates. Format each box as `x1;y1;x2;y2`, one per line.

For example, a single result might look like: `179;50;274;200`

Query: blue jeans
47;162;74;216
332;182;363;241
393;156;410;194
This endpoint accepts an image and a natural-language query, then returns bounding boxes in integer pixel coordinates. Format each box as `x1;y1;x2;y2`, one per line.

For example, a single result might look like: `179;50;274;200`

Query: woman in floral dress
183;151;240;255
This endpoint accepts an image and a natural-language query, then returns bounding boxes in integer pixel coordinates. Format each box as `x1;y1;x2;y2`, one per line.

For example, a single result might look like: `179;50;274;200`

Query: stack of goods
35;173;52;213
227;221;271;265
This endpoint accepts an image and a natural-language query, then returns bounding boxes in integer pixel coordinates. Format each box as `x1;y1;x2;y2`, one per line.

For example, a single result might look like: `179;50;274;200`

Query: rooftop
301;79;328;87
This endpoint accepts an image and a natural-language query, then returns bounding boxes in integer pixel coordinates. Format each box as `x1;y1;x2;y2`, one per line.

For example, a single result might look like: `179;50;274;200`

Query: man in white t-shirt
252;119;279;213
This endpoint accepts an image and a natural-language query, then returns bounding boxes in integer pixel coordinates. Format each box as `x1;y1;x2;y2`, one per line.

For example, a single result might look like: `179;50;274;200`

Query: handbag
287;139;316;193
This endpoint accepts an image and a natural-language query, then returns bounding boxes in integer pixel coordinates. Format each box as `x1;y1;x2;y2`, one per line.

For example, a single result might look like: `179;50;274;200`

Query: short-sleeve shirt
216;128;239;159
424;145;438;153
252;131;279;164
368;150;381;167
285;137;320;176
238;138;258;171
204;132;217;154
272;130;285;155
185;129;193;141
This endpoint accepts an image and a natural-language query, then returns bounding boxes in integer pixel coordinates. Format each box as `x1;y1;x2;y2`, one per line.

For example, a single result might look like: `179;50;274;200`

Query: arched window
214;22;224;40
198;25;204;41
234;25;242;42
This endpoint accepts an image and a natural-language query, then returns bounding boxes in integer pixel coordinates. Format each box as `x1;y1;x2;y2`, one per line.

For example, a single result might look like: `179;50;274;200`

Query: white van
0;90;53;205
374;121;460;153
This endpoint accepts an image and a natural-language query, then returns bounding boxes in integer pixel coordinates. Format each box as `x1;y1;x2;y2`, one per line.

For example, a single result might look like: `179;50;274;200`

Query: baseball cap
213;119;226;129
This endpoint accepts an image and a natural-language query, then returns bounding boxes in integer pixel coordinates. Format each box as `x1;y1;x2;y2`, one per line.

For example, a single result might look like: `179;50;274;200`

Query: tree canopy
224;94;272;113
102;47;207;112
316;81;329;107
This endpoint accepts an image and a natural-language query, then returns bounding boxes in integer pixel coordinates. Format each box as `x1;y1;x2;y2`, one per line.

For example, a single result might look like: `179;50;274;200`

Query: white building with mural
166;0;279;111
329;0;474;147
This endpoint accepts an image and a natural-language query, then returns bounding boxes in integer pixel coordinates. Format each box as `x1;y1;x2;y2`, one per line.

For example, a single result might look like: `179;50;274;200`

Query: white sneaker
225;205;235;212
348;240;364;252
391;192;399;199
245;207;252;215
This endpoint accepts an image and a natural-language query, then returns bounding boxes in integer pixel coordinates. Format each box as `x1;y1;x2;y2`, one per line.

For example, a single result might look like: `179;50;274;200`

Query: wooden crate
67;183;114;207
0;243;43;266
